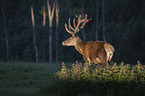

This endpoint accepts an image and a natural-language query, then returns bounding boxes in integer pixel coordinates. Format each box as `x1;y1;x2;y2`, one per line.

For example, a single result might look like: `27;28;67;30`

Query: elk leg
100;59;109;66
84;61;91;67
93;58;101;64
98;53;109;66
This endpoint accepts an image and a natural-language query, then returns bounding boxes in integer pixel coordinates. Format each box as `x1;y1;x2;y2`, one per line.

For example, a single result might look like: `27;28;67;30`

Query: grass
0;62;61;96
0;61;145;96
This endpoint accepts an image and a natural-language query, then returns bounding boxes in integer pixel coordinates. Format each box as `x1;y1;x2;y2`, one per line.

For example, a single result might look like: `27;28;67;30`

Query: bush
57;61;145;82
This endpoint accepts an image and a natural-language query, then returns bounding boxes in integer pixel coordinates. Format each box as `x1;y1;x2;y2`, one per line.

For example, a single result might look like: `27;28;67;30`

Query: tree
31;4;38;63
55;0;59;62
81;0;86;41
96;0;99;41
42;0;46;62
102;0;106;41
47;0;55;63
1;6;9;62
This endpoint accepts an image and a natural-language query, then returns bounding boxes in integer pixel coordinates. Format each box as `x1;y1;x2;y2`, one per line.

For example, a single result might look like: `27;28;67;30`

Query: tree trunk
81;0;86;41
55;0;59;62
102;0;106;42
47;0;55;63
42;30;46;62
55;26;58;62
96;0;99;41
2;7;9;62
49;28;52;63
42;0;46;62
31;5;38;64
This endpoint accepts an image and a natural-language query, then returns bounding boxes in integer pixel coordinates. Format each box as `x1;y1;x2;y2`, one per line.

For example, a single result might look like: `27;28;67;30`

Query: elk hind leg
100;59;109;66
98;54;109;66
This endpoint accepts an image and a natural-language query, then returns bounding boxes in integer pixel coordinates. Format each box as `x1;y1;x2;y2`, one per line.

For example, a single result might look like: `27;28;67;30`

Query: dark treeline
0;0;145;64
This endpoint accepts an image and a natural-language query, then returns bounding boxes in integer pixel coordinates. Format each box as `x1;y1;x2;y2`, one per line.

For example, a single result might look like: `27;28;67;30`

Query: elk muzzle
62;41;66;46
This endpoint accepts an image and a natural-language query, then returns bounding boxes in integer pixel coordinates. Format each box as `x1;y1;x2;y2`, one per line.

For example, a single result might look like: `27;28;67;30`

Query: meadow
0;61;145;96
0;62;61;96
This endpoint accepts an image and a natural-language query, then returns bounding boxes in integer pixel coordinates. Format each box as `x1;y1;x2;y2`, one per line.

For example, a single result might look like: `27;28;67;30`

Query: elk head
62;14;90;46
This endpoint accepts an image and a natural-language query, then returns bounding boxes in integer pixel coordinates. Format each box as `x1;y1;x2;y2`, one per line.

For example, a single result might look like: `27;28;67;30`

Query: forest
1;0;145;64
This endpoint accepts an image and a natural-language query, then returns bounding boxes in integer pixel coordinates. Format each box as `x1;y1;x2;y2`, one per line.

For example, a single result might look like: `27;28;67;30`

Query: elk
62;14;115;66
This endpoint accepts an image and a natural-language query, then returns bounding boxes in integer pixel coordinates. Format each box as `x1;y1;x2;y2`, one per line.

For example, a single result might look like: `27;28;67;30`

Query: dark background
0;0;145;64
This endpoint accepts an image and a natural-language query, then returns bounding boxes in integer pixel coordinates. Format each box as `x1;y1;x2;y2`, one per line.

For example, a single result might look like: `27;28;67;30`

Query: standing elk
62;14;115;66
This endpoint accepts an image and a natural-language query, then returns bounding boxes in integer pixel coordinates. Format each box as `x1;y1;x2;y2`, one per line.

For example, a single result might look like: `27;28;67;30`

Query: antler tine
73;18;76;28
73;15;86;33
65;23;75;36
68;18;75;31
80;14;90;29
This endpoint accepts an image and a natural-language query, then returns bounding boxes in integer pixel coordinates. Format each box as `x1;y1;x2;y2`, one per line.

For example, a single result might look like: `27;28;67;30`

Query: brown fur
74;36;114;66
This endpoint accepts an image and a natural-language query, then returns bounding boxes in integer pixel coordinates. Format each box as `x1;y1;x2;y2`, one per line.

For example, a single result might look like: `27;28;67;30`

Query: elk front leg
83;57;92;67
84;61;91;67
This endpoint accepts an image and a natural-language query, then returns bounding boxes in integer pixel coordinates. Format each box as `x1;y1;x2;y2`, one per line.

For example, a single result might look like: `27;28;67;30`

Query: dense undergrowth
57;61;145;82
41;61;145;96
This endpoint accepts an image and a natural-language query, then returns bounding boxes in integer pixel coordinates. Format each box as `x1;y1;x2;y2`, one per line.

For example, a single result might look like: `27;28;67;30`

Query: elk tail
103;43;115;63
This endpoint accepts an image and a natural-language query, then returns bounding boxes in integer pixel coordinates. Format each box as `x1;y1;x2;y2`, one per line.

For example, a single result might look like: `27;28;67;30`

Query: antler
65;14;91;36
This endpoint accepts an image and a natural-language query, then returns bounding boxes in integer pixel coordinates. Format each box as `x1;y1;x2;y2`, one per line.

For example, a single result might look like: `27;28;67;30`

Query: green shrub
57;61;145;83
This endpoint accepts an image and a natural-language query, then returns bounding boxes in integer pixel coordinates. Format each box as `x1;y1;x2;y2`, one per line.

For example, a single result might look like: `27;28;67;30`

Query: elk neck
74;36;86;55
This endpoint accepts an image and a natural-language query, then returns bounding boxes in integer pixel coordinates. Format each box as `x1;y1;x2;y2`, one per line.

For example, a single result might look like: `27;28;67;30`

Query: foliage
43;61;145;96
57;61;145;82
